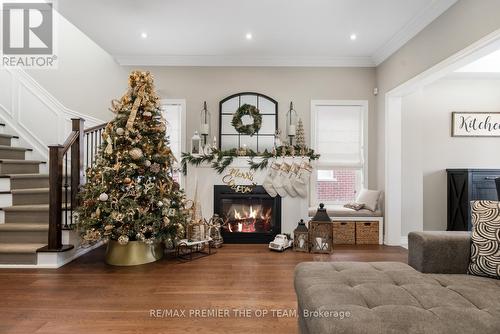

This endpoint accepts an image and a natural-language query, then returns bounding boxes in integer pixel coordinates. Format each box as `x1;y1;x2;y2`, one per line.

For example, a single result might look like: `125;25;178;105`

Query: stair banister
45;118;84;251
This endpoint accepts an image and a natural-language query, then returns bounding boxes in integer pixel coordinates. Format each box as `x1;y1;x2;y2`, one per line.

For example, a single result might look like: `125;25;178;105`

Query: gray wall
402;77;500;232
376;0;500;191
130;66;378;188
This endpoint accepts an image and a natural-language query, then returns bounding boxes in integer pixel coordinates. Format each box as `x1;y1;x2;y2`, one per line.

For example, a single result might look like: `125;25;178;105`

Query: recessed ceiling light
245;33;253;40
141;32;148;39
350;33;357;41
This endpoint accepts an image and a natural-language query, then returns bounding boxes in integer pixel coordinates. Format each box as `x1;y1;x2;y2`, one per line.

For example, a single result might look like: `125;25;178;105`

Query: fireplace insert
214;185;281;243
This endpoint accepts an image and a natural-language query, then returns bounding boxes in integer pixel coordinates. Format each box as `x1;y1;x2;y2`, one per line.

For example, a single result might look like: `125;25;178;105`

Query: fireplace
214;185;281;243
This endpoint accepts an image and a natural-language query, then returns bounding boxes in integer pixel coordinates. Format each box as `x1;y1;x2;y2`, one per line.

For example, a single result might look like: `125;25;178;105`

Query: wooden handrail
44;118;84;251
84;123;106;134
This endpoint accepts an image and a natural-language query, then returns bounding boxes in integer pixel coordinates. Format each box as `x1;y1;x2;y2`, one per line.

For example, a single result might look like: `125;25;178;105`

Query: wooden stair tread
4;173;49;178
11;188;49;194
0;243;46;253
0;145;31;151
2;204;72;211
0;223;48;231
0;134;18;139
0;159;45;164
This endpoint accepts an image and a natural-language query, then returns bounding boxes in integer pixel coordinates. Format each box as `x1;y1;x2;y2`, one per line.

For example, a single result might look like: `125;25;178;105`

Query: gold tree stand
105;240;164;266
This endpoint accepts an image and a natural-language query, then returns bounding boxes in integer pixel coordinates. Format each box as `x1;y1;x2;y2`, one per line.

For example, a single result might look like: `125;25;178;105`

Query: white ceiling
56;0;458;67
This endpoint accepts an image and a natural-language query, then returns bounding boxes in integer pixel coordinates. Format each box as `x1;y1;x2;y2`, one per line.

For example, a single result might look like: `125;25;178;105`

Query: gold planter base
105;240;164;266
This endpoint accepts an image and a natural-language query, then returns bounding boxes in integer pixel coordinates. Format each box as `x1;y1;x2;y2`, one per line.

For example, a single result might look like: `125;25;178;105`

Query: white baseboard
400;236;408;249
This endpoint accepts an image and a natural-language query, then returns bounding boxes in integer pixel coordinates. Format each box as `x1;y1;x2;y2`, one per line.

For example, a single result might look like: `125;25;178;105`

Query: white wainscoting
0;68;104;162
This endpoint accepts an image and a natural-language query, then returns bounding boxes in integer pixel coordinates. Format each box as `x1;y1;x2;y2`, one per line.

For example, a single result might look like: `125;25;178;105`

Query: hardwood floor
0;244;407;334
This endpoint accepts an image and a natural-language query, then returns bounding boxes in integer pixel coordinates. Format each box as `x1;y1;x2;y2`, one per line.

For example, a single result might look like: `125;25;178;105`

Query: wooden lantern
293;219;309;252
309;203;333;253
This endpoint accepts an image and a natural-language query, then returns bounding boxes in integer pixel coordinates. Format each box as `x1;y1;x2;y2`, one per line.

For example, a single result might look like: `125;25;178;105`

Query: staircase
0;124;49;265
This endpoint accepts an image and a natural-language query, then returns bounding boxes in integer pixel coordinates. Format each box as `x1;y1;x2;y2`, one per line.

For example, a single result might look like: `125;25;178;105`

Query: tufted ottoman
294;233;500;334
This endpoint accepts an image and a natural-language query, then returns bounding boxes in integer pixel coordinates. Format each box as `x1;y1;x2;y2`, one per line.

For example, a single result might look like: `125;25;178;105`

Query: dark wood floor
0;244;407;334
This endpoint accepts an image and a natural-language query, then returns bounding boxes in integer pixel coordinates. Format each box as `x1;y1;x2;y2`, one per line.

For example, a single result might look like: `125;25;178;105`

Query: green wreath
231;104;262;136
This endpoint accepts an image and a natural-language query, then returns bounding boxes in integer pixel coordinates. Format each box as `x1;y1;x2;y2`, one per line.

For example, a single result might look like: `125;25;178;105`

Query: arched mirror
219;92;278;152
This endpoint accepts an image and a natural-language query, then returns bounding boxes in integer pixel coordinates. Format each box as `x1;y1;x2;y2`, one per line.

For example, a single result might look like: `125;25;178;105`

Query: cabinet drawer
472;173;500;182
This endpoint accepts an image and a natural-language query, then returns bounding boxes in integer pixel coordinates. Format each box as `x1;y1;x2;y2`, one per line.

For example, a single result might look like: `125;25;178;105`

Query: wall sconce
286;101;298;145
200;101;211;145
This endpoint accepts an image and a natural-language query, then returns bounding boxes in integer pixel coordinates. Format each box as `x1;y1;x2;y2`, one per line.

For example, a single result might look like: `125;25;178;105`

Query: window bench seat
308;205;384;244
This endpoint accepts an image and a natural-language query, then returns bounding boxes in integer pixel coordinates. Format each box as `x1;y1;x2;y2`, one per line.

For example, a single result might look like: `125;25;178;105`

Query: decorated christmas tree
296;118;306;148
77;71;188;248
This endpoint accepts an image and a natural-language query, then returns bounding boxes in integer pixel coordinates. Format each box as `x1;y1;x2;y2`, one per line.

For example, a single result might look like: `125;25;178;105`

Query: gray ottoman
295;260;500;334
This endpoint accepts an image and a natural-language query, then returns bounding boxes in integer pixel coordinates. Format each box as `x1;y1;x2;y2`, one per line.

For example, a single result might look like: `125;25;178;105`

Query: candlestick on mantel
200;101;211;145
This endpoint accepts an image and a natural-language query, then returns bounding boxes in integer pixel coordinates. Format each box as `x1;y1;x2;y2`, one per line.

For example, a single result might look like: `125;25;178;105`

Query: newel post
47;144;63;250
71;118;85;205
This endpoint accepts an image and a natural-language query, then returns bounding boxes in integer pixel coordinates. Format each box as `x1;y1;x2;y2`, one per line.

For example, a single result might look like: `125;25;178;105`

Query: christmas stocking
262;165;278;197
271;162;288;198
281;163;298;197
292;162;312;198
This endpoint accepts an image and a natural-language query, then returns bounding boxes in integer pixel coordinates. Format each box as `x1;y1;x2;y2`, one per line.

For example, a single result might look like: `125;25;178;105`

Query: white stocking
271;163;288;198
281;163;298;197
292;162;312;198
262;165;278;197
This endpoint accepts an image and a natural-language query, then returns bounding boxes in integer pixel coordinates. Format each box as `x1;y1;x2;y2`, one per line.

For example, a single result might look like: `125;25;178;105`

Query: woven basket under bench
355;221;379;244
332;222;356;245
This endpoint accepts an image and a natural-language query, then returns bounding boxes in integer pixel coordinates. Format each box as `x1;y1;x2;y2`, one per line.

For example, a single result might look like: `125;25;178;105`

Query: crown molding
371;0;459;66
115;55;376;67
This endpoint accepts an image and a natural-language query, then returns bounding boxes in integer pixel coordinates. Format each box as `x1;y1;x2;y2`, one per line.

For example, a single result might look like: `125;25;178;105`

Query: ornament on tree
129;147;143;160
150;163;161;173
76;71;190;251
118;235;129;245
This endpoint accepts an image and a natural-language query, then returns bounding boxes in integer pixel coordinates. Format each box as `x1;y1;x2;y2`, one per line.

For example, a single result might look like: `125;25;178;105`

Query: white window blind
315;105;363;166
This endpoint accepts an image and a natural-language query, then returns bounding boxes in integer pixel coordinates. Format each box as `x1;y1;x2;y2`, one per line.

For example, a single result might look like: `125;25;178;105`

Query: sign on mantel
452;112;500;137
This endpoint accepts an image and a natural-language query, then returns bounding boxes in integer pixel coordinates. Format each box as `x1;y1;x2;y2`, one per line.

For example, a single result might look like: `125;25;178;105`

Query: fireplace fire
225;204;273;233
214;185;281;243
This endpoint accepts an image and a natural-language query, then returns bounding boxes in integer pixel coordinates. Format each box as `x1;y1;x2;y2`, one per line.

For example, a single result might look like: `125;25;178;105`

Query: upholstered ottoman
295;260;500;334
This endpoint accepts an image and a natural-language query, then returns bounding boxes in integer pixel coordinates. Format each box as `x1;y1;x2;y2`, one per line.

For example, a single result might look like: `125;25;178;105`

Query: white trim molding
115;55;376;68
372;0;459;65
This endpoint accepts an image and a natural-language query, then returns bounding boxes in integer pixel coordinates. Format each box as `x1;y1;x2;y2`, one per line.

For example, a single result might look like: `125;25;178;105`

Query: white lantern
191;131;201;154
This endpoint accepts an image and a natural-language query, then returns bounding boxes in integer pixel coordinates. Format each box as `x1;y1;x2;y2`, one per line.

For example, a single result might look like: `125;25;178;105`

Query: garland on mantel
181;145;320;174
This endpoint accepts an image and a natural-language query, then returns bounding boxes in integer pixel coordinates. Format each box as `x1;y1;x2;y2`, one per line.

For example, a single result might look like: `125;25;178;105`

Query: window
160;100;186;185
311;101;367;205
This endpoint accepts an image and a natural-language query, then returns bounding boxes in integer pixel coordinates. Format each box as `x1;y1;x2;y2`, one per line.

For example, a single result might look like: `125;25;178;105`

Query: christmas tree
77;71;188;247
296;118;306;148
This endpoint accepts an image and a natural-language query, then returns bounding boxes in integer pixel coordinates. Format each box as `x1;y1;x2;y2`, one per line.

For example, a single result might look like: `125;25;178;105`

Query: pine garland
181;145;320;174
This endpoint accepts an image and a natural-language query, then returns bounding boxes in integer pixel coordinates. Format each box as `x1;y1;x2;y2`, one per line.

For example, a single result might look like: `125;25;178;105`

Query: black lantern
293;219;309;252
309;203;333;253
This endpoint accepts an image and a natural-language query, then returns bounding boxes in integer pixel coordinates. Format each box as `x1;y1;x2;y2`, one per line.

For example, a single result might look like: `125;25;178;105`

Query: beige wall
402;78;500;233
129;66;378;187
376;0;500;190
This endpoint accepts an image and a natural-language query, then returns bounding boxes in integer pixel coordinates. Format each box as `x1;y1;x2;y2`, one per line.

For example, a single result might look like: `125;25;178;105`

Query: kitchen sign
451;112;500;137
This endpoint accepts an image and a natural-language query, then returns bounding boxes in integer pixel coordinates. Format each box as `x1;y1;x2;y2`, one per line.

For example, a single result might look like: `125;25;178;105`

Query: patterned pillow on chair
469;201;500;279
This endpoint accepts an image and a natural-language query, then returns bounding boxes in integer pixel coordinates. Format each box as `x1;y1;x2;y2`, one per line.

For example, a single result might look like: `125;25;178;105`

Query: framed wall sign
451;112;500;137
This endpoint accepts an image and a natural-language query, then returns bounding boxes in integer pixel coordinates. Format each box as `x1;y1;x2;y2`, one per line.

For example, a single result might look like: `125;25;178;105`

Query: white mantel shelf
185;159;309;235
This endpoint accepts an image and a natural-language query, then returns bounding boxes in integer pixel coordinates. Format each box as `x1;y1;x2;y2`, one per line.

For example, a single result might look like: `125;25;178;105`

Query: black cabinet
447;169;500;231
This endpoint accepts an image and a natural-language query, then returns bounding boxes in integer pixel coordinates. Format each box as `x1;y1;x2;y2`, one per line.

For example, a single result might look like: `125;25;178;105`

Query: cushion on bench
308;205;382;218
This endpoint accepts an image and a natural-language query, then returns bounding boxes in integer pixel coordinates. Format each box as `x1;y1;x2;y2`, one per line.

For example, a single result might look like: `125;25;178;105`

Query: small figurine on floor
269;234;293;252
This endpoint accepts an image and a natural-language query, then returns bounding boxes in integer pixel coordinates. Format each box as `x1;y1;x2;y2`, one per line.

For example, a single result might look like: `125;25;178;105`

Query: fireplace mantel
185;158;309;235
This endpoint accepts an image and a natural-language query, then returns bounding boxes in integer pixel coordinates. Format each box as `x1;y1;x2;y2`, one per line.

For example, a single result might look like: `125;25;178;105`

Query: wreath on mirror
231;104;262;136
